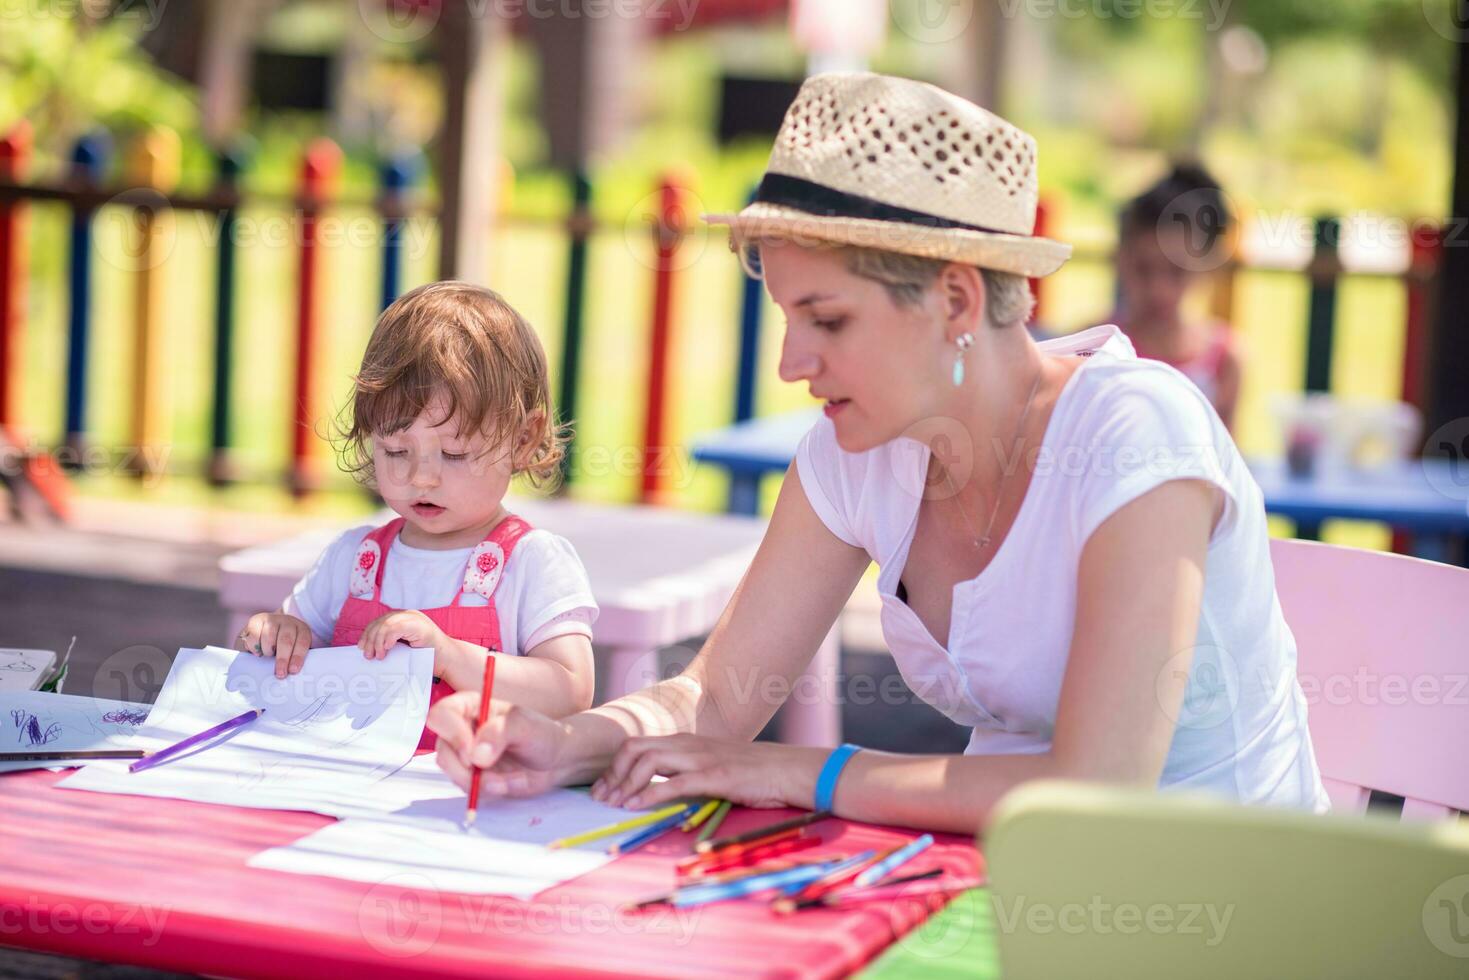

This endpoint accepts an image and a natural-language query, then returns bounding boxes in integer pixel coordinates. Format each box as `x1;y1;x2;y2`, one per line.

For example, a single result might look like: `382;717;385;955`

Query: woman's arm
596;478;1218;835
430;461;871;793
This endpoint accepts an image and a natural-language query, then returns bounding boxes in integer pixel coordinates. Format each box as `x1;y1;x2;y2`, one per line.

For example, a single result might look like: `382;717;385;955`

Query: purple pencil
129;708;265;774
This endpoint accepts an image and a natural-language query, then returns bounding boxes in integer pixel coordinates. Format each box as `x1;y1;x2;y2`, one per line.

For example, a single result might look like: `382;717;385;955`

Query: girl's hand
590;734;820;812
238;612;313;679
357;610;449;671
429;691;572;799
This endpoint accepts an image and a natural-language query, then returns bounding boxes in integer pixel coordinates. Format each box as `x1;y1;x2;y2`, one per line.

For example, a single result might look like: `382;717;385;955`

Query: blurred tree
0;7;197;163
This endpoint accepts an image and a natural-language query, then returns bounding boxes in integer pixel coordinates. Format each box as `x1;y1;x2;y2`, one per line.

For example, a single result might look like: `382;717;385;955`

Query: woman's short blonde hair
738;239;1034;328
837;245;1035;328
336;281;565;490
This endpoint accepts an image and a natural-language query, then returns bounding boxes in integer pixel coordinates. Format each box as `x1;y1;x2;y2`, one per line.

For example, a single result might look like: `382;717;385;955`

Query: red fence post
1392;223;1443;555
1028;197;1047;325
641;175;686;504
289;138;342;497
0;121;32;430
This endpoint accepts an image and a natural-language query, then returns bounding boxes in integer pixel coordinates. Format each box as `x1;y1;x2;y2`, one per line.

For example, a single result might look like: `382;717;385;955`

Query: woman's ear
937;263;987;339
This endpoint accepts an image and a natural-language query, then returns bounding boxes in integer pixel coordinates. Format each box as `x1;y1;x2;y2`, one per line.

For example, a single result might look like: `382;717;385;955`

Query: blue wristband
814;743;862;813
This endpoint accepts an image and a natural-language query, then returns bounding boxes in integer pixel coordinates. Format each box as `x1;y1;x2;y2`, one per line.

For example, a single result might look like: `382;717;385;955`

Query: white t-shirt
283;521;599;657
796;325;1329;812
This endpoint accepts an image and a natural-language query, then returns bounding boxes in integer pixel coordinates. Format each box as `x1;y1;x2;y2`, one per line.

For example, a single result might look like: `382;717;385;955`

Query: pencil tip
462;810;476;829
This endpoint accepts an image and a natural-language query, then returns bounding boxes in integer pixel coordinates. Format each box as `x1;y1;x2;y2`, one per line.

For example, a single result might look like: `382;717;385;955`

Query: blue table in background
691;409;1469;564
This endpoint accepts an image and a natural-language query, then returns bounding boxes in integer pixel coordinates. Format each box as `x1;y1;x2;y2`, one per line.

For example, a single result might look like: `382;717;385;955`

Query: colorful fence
0;121;1448;512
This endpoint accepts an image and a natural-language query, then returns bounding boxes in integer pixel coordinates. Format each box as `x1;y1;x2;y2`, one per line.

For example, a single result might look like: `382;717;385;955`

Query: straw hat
707;73;1071;278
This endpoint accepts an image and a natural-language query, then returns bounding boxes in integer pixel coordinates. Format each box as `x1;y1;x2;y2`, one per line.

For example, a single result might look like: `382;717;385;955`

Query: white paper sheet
247;756;638;897
0;692;151;773
60;645;433;811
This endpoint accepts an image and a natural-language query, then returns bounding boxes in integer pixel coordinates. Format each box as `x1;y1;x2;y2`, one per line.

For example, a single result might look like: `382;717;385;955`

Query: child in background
1109;163;1244;432
236;281;597;752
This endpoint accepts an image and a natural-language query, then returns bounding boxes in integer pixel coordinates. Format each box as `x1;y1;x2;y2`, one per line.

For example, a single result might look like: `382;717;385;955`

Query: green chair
980;780;1469;979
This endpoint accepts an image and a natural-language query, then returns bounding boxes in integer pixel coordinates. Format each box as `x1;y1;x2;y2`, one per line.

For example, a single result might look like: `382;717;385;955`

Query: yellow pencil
548;803;690;850
681;799;721;832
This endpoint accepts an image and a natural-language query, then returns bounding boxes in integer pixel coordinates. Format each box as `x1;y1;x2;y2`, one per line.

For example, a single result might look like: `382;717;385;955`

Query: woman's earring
952;333;974;387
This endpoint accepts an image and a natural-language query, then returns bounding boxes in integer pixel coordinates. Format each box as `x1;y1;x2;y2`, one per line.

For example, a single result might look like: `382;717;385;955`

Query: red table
1;771;981;978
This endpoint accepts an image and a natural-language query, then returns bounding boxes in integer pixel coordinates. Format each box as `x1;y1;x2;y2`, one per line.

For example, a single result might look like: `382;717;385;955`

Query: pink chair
1270;537;1469;820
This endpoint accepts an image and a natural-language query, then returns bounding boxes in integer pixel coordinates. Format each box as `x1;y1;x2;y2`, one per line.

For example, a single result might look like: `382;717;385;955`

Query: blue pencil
852;834;934;888
672;859;845;908
608;804;697;855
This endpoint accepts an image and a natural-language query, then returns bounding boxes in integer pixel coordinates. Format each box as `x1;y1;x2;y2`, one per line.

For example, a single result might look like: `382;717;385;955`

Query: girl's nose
409;453;440;488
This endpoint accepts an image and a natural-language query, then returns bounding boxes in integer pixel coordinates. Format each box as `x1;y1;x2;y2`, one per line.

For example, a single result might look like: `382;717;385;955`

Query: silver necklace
943;365;1045;550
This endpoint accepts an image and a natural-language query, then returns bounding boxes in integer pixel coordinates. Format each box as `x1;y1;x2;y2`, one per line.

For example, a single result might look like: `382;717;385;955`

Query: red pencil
462;654;496;829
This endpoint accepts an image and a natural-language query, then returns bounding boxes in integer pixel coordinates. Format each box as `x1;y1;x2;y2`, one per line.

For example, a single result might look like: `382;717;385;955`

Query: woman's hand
429;691;573;799
358;610;451;675
591;734;822;812
238;612;313;679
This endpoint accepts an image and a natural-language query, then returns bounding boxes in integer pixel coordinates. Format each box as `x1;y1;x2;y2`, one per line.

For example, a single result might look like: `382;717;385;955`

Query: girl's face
1116;226;1196;323
372;393;524;547
761;244;948;454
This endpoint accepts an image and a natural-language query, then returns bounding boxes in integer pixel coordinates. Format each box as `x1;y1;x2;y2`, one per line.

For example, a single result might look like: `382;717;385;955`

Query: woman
428;73;1328;834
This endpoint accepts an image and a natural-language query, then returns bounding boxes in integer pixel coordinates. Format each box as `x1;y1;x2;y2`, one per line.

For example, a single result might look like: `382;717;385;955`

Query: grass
12;188;1408;551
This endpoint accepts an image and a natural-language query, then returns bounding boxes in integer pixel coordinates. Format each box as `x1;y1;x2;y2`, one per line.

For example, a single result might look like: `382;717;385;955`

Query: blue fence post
727;185;764;515
207;142;248;486
63;130;110;460
379;150;421;311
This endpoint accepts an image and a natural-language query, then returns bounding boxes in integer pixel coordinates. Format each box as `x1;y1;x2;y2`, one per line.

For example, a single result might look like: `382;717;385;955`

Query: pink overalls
330;514;533;754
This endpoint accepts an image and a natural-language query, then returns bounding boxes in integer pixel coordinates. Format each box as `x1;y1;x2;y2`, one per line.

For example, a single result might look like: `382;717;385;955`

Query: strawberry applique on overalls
330;514;533;753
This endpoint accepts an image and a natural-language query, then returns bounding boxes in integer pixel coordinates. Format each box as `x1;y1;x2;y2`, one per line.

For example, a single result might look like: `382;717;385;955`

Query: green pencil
695;800;732;844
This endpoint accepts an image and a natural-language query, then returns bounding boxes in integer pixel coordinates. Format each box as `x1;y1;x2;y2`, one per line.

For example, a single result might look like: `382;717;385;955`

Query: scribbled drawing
9;709;23;730
100;708;149;726
281;695;334;729
528;816;543;828
14;712;62;746
0;659;37;672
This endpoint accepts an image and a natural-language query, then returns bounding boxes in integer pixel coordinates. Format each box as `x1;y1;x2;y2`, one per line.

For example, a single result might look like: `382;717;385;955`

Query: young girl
1107;163;1244;432
237;281;597;752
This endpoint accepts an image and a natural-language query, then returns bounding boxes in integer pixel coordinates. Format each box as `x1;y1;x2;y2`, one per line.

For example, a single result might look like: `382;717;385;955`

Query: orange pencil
463;654;497;828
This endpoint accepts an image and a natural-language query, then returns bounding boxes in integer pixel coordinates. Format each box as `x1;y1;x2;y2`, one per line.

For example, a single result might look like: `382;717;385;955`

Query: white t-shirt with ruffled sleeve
283;522;598;658
796;325;1328;812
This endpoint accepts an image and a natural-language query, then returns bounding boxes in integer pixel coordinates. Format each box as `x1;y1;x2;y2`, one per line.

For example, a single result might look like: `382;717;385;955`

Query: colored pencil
696;809;831;854
128;708;264;773
630;857;833;909
681;798;720;831
770;849;879;911
670;859;846;908
852;834;934;887
0;749;145;762
548;802;691;850
463;654;497;828
608;803;697;855
820;873;982;909
695;800;732;844
688;833;821;877
686;825;806;868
